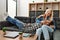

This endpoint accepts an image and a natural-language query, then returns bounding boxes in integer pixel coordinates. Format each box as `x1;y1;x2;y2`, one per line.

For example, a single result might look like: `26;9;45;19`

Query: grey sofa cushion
23;23;41;33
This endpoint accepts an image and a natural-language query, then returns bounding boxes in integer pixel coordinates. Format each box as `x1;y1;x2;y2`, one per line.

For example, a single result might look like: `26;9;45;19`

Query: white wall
17;0;60;17
0;0;6;21
0;0;16;21
17;0;44;17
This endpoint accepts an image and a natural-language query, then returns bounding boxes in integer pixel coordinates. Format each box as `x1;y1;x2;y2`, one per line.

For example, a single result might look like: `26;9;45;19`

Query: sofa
0;16;36;31
0;16;54;40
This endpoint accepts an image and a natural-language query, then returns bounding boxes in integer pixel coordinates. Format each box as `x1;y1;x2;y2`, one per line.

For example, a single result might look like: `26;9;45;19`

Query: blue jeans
36;25;54;40
6;16;24;30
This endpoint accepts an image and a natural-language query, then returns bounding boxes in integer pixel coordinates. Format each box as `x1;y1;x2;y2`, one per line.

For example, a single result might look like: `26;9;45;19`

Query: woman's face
45;9;52;16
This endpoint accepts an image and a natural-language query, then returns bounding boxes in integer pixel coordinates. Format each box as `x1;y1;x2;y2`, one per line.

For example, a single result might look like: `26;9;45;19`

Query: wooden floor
0;30;36;40
0;30;60;40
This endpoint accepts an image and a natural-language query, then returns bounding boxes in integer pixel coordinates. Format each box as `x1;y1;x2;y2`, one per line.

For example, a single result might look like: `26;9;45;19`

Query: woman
35;9;54;40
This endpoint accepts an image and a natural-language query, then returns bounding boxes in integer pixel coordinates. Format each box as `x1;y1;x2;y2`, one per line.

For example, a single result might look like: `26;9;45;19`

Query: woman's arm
40;20;51;25
37;15;44;18
40;18;53;25
46;14;53;25
44;13;53;25
45;20;52;25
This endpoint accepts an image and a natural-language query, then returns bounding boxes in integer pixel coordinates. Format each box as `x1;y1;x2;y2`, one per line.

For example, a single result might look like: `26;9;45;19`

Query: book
23;33;31;37
4;31;19;38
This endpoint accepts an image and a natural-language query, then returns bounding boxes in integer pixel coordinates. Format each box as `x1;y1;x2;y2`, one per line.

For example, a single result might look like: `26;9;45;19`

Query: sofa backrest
15;16;36;23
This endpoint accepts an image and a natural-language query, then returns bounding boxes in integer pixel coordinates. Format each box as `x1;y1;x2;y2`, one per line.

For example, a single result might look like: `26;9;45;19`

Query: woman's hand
45;20;50;25
41;21;46;25
41;20;51;25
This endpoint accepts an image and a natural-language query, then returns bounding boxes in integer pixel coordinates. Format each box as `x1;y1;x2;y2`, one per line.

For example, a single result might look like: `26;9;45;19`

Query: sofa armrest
0;21;17;30
0;21;15;27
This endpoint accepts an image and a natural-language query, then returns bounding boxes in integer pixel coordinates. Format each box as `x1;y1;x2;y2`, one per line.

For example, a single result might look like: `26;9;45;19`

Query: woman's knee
42;25;47;28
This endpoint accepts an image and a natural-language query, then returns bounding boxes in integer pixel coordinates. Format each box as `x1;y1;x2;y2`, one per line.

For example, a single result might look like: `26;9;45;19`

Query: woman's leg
42;25;50;40
46;25;54;32
6;16;24;30
36;28;42;40
14;18;24;31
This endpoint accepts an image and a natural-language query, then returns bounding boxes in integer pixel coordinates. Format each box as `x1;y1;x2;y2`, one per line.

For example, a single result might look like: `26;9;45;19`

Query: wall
17;0;44;17
0;0;16;21
0;0;6;21
17;0;60;17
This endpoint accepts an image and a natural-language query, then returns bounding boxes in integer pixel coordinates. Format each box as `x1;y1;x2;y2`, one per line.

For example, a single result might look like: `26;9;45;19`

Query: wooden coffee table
0;30;37;40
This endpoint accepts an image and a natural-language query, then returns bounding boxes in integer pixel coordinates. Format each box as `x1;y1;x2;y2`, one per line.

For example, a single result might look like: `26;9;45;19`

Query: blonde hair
45;9;53;20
